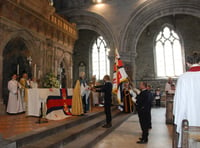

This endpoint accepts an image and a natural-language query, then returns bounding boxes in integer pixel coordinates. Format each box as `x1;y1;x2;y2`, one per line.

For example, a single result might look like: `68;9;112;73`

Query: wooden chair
181;120;200;148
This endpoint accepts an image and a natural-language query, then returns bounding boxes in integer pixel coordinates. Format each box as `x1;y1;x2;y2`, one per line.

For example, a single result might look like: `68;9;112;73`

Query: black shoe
102;123;112;128
136;139;148;144
138;137;143;140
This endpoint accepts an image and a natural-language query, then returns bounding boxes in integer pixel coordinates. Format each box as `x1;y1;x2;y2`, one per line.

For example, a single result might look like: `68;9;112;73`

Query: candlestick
17;64;19;75
34;64;37;78
38;70;41;79
55;61;57;76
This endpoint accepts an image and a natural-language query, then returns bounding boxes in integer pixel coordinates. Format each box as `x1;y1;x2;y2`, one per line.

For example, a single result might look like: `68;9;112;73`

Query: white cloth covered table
45;88;73;120
27;88;60;116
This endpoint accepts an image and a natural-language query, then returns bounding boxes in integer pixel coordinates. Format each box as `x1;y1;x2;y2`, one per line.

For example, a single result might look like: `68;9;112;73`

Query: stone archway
120;0;200;80
59;61;67;88
61;10;117;52
57;52;73;88
60;10;117;80
121;0;200;54
2;37;31;105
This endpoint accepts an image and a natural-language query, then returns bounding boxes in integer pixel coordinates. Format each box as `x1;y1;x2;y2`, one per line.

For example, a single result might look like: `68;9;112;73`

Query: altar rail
181;120;200;148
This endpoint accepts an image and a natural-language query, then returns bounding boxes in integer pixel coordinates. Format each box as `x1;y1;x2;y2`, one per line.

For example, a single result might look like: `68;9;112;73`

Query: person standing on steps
93;75;113;128
79;72;90;113
7;73;24;114
136;81;152;144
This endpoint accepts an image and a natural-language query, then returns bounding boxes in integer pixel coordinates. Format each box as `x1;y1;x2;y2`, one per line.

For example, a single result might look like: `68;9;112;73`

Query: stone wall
73;30;98;83
56;0;200;87
0;0;77;104
136;15;200;90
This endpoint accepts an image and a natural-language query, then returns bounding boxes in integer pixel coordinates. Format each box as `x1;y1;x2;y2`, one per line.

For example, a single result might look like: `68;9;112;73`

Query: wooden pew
181;120;200;148
173;124;179;148
166;94;174;124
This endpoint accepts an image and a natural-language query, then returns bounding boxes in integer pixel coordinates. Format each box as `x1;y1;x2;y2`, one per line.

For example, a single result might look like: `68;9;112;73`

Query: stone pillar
0;55;3;101
108;55;114;79
69;56;73;87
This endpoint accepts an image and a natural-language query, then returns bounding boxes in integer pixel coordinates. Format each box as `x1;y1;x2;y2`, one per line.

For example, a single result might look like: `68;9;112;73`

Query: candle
17;64;19;75
38;70;41;79
55;61;57;76
70;67;72;79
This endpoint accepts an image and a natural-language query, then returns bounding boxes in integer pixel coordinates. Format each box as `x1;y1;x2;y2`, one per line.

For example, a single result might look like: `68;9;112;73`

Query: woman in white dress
7;74;24;114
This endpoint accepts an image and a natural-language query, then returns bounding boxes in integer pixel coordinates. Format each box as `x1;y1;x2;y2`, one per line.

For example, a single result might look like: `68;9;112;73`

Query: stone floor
94;107;173;148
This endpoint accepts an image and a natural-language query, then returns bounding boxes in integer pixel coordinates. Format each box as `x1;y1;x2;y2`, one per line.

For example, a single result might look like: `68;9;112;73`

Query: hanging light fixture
49;0;54;6
93;0;104;4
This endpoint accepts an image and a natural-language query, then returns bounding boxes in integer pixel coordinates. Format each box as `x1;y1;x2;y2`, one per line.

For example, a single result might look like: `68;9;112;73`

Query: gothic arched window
154;25;184;77
92;36;110;80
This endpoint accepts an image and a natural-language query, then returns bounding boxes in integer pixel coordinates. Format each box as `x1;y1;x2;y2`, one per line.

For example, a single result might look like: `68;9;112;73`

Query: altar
27;88;73;120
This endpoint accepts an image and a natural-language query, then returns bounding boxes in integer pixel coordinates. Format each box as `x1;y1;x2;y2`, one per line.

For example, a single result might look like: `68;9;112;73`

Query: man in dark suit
136;81;152;144
94;75;113;128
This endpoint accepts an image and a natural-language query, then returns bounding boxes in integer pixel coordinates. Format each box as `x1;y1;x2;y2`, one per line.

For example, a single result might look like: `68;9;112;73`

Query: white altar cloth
27;88;60;116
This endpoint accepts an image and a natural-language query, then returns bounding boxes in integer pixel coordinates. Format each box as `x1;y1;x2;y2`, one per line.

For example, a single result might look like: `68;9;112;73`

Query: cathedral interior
0;0;200;147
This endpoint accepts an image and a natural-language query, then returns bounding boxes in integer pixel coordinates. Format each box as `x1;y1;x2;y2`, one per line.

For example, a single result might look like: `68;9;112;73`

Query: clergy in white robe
79;72;90;113
173;53;200;147
165;77;174;95
7;74;24;114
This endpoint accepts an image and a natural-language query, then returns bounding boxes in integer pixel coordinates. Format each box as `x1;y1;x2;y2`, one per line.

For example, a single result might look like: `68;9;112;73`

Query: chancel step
63;112;132;148
6;106;132;148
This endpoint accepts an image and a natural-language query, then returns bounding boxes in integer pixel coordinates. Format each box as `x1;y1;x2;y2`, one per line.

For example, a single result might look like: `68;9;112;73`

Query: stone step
8;108;107;147
0;99;6;115
21;108;122;148
64;112;132;148
6;106;118;148
0;134;16;148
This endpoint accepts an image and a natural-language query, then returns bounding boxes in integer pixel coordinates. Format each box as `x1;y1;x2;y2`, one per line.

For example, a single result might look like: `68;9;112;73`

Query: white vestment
7;80;24;114
165;82;171;92
129;89;137;103
173;70;200;147
80;83;90;103
30;81;38;88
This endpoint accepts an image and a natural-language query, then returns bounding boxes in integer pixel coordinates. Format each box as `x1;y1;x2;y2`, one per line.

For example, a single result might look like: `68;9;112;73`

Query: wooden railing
1;0;78;43
50;14;77;37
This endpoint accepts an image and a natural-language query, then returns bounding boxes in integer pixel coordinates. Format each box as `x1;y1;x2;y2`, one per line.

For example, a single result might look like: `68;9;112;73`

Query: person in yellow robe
19;73;30;111
71;80;84;115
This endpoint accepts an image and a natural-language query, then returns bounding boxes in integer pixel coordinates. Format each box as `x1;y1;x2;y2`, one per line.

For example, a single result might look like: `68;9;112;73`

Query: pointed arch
154;24;184;77
119;0;200;80
91;36;110;80
121;0;200;54
60;10;117;54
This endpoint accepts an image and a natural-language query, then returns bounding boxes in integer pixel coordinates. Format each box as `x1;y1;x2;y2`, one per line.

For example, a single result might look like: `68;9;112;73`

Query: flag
112;49;128;103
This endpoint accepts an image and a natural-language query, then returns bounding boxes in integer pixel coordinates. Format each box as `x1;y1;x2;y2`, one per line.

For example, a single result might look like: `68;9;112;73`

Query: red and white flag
112;49;128;103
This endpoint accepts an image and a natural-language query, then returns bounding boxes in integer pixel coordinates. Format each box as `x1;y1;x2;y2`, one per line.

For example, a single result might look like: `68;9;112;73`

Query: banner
112;49;128;103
